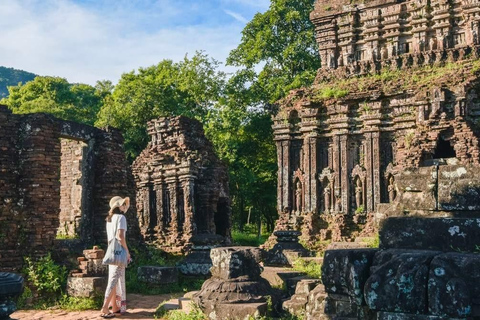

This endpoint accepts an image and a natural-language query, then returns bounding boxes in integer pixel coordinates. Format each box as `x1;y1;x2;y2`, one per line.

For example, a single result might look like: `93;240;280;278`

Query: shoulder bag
102;215;128;266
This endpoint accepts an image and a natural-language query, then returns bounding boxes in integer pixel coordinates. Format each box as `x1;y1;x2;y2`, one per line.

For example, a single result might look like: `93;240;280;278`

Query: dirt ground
10;293;179;320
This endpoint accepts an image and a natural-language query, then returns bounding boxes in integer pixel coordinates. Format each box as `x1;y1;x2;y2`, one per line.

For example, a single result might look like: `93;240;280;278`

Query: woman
100;196;131;318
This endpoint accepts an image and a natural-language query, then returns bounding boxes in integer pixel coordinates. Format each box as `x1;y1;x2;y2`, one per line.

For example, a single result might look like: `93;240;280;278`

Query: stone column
276;141;284;212
340;135;349;214
309;136;319;213
154;182;164;235
372;132;381;211
282;140;292;212
303;136;311;212
168;181;178;235
181;177;195;238
365;133;373;212
141;185;150;234
332;135;341;212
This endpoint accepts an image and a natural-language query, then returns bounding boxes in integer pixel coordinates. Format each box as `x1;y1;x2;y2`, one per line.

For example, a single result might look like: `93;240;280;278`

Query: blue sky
0;0;269;85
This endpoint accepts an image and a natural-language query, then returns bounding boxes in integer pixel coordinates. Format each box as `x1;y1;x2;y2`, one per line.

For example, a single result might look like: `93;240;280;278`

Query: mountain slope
0;66;37;98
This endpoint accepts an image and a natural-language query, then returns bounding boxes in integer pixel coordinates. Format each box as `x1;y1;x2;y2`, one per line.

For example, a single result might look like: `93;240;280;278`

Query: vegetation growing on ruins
311;60;480;103
291;259;322;279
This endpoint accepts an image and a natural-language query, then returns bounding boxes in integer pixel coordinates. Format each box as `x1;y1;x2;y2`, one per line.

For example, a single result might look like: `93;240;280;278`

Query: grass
291;259;322;279
155;301;207;320
232;231;268;247
362;234;380;248
58;295;103;311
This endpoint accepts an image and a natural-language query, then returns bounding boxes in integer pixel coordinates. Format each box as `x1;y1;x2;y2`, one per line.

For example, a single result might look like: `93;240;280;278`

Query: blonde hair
106;207;123;222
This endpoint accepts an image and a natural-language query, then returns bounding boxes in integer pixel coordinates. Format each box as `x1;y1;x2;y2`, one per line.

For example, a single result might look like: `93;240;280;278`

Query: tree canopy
95;51;225;160
1;76;104;126
227;0;320;105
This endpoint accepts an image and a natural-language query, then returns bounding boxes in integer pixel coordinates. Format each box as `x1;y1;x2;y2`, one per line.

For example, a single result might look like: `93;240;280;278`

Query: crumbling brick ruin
132;116;231;253
272;0;480;245
0;106;137;272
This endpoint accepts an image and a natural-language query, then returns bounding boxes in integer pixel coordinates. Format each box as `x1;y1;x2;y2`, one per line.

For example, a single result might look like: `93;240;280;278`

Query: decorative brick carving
132;116;231;253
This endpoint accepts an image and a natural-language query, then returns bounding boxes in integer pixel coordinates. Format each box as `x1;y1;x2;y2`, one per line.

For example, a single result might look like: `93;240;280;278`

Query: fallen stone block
283;279;321;316
66;276;106;298
321;248;378;305
428;252;480;318
209;302;268;320
364;249;440;314
380;218;480;252
137;266;178;284
0;272;23;320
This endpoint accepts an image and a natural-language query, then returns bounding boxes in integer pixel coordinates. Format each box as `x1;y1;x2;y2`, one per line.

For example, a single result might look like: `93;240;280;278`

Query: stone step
183;290;199;299
297;256;323;265
178;297;193;314
354;236;376;243
260;266;306;288
286;275;310;296
162;299;180;311
213;302;268;319
326;241;371;250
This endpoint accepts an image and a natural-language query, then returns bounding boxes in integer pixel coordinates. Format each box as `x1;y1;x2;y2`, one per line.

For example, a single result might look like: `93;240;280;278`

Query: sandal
100;313;115;318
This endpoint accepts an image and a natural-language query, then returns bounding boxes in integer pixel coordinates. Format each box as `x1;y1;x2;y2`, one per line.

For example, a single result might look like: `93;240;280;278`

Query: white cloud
0;0;245;85
224;9;249;23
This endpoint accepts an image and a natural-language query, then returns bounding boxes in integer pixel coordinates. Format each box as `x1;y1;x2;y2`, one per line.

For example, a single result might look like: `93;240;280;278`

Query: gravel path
10;293;179;320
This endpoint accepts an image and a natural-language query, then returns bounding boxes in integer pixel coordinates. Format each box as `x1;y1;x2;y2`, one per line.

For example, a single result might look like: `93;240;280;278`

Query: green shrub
317;87;349;99
24;253;67;295
355;205;365;215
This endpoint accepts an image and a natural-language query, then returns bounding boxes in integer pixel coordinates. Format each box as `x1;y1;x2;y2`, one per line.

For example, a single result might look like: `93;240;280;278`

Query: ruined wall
132;116;231;253
271;0;480;246
0;106;138;272
58;139;87;238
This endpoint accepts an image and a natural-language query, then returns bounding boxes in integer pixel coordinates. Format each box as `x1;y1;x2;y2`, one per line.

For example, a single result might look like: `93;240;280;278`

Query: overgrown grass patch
291;259;322;279
311;59;480;102
232;231;268;247
154;302;207;320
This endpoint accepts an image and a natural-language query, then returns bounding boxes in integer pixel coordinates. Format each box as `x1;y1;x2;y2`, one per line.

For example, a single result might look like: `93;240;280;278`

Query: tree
219;0;320;231
204;71;278;233
227;0;320;105
1;76;103;126
95;51;225;160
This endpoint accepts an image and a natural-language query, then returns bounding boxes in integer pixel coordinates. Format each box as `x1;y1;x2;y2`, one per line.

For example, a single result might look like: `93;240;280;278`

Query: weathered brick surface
0;106;139;271
132;116;231;253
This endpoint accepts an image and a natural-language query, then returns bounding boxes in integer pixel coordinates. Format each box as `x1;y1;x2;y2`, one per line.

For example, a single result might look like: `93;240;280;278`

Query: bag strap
113;214;120;240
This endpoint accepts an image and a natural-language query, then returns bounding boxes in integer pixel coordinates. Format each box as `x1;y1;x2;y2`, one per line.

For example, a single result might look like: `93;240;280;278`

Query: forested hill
0;66;37;97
